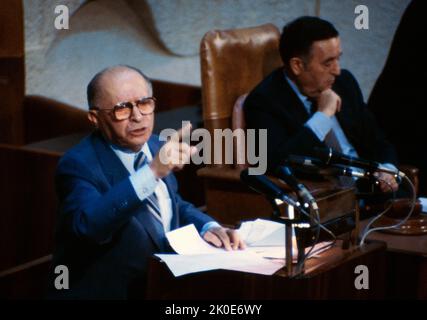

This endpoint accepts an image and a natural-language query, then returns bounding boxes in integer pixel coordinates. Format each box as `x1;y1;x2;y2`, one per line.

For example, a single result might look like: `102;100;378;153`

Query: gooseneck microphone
313;147;405;177
316;165;367;178
240;169;299;208
286;154;323;168
286;155;367;179
273;166;318;209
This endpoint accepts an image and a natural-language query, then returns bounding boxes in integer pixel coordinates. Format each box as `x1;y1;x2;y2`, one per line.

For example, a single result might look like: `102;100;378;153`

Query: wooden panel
0;58;24;145
0;0;24;58
152;80;201;112
22;95;91;145
360;219;427;298
0;0;24;145
0;145;61;271
146;241;386;299
0;255;52;299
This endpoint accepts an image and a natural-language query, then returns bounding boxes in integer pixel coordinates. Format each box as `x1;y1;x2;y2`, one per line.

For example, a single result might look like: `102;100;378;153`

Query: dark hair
279;16;339;66
87;65;152;109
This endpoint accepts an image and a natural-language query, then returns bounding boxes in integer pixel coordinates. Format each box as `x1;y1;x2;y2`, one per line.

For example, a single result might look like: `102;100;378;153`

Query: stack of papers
419;197;427;213
156;219;331;277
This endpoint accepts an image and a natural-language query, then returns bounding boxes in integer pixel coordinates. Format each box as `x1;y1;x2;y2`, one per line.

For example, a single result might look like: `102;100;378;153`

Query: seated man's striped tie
134;151;163;222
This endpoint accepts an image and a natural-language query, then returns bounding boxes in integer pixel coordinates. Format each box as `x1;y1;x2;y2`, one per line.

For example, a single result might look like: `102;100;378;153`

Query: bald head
87;65;152;109
86;65;155;151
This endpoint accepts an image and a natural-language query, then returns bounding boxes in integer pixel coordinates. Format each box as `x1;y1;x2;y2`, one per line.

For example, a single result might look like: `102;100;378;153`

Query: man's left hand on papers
203;227;246;251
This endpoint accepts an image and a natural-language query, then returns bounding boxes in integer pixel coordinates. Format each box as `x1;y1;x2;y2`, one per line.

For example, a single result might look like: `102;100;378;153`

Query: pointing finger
171;122;192;142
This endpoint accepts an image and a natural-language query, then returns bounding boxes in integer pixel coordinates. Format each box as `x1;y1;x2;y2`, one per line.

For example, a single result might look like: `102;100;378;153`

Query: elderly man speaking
47;65;244;299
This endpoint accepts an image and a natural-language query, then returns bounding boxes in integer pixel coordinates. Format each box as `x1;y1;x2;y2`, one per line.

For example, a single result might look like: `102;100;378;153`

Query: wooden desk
360;219;427;299
146;241;386;300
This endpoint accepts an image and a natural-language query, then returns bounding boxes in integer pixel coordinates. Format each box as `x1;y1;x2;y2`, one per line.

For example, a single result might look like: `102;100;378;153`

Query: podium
360;219;427;299
145;241;386;300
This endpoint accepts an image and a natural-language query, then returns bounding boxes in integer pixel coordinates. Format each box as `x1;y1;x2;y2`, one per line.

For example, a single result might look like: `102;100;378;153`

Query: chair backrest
232;94;248;169
200;24;282;167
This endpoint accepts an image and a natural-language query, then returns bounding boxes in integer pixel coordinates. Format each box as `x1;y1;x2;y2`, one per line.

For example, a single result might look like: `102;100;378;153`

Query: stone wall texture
24;0;411;108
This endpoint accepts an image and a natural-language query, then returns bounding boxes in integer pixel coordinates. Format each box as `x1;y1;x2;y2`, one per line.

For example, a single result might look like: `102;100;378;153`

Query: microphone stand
269;196;311;277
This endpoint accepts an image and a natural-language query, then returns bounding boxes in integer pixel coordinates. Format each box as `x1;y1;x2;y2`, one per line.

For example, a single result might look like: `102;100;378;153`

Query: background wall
24;0;411;109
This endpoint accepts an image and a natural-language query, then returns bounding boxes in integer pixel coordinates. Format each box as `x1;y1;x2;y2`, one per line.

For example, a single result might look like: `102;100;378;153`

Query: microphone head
313;147;335;164
276;165;294;176
286;154;324;168
313;147;379;171
240;168;283;200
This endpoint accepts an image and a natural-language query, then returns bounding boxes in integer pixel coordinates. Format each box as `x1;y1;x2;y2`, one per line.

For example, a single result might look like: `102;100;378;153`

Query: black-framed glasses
90;96;156;120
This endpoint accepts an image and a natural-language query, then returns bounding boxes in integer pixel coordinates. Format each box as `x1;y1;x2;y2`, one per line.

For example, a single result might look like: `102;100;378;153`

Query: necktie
134;152;163;222
324;130;342;153
307;97;342;153
308;98;353;186
307;97;318;116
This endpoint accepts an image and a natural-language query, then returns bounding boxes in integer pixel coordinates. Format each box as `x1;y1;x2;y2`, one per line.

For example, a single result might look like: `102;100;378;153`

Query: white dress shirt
111;143;219;235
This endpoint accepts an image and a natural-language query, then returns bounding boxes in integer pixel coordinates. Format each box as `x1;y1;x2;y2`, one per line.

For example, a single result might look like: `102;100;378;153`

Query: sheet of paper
156;251;284;277
238;219;286;246
158;220;333;277
165;224;226;255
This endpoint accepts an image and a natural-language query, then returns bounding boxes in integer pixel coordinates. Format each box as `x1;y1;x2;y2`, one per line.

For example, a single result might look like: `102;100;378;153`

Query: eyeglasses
90;96;156;120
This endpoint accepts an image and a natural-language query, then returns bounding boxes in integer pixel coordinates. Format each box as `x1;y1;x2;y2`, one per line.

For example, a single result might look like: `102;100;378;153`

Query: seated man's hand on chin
203;227;246;251
374;171;399;193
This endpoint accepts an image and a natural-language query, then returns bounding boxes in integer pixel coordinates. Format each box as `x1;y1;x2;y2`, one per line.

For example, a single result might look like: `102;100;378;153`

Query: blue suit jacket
47;132;214;299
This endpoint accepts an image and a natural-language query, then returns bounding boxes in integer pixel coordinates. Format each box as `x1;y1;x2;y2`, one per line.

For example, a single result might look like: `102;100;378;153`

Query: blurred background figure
368;0;427;195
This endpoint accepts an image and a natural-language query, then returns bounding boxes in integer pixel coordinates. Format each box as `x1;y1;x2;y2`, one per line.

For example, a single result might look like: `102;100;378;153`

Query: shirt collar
284;72;310;106
110;142;153;173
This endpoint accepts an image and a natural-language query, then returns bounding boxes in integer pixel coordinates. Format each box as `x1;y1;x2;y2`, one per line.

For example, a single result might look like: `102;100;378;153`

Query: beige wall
24;0;410;108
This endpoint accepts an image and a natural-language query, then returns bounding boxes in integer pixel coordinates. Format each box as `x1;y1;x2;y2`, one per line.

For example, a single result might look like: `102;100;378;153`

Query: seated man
244;16;399;194
47;65;244;299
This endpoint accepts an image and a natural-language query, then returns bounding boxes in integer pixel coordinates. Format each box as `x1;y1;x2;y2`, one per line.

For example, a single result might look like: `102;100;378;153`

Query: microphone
286;154;324;168
313;147;405;178
286;155;367;178
273;166;318;209
316;165;367;178
240;168;299;208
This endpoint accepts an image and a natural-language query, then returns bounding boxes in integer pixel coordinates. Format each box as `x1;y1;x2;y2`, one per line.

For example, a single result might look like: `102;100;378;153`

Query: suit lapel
133;207;167;252
91;132;169;251
91;132;130;186
271;69;311;125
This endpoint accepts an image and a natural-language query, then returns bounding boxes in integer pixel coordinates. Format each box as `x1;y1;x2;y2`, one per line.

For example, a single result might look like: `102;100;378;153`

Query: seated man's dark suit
244;68;398;171
47;131;214;299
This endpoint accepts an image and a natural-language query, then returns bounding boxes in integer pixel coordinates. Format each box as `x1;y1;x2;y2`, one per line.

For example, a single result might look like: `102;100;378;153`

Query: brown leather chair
196;24;351;225
197;24;287;224
199;23;282;153
232;93;249;169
